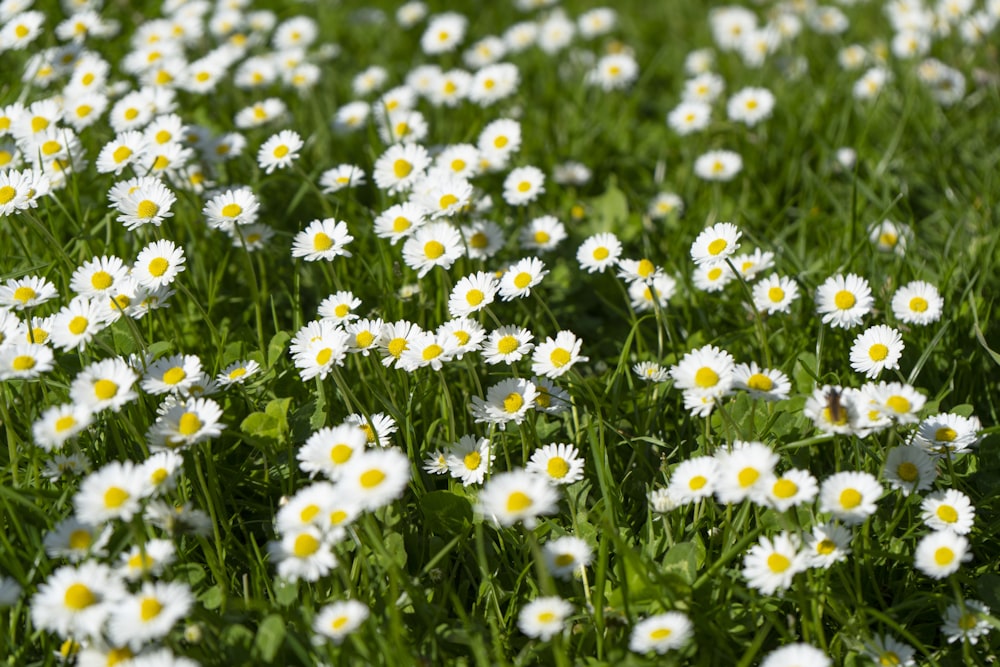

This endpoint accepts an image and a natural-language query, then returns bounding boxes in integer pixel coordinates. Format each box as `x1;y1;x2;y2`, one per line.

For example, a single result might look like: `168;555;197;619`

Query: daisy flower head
551;161;591;186
437;317;486;359
755;468;819;511
577;232;622;273
70;255;128;298
714;440;779;504
526;443;585;486
531;330;588;378
754;274;798;314
727;86;775;126
915;530;970;579
805;522;852;568
0;274;57;310
133;240;185;289
648;191;684;220
95;130;147;175
669;344;735;399
141;450;185;496
107;581;193;651
471;377;538;429
146;397;224;452
401;221;464;277
257;129;302;174
819;471;883;525
462;219;504;260
297;424;368;480
587;53;639;90
377;320;422;369
863;381;925;423
478;468;559;528
420;11;467;54
32;403;93;451
448;271;498;318
892;280;943;325
850;325;904;379
921;489;975;534
629;274;678;312
483;325;534;365
270;526;337;583
49;298;105;352
343;318;383;357
883;445;937;495
502;165;545;207
291;218;353;262
331;100;370;133
398;330;457;371
30;561;126;640
629;611;692;655
617;258;660;284
538;11;576;54
141;354;204;396
0;342;53;380
649;487;681;513
313;600;369;645
742;531;809;596
203;186;260;230
732;362;791;401
338;448;411;511
816;273;874;329
446;435;494;486
70;357;139;414
74;460;147;524
693;149;742;182
761;644;831;667
377;108;428;144
477;118;521;164
374;202;427;245
412;173;473;219
319;164;366;193
288;320;349;381
216;359;260;386
667;455;718;504
423;449;449;475
468;62;520;107
543;536;592;580
43;517;111;563
518;596;571;641
667;101;711;135
912;411;982;456
110;177;176;230
498;257;548;302
731;248;774;281
941;600;992;645
532;375;571;415
692;259;735;292
803;385;860;436
691;222;741;265
318;290;362;325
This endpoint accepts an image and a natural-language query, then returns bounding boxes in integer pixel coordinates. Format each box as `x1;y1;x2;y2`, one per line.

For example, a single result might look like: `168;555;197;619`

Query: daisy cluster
0;0;997;664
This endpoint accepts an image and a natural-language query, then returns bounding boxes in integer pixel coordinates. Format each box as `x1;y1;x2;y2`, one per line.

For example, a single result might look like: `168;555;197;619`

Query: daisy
70;255;129;298
289;320;350;381
667;456;718;504
133;240;185;290
373;144;430;194
427;68;471;107
448;271;498;318
667;101;711;135
32;403;93;451
543;536;592;579
882;445;937;495
313;600;369;645
526;443;585;485
648;192;683;219
118;539;176;582
587;53;638;90
731;249;775;281
468;62;519;106
373;202;427;245
477;118;521;164
629;612;693;654
0;342;53;379
941;600;992;645
291;218;353;262
470;377;538;429
816;273;874;329
108;581;193;650
146;397;224;451
520;215;566;253
912;412;982;455
863;381;925;423
420;11;467;54
141;451;184;496
532;376;571;415
270;526;337;582
803;385;859;436
760;644;831;667
257;129;302;174
502;165;545;206
742;531;809;595
732;362;791;401
377;320;421;368
337;448;411;511
43;517;111;562
112;179;176;230
577;232;622;273
398;330;456;371
693;150;742;182
819;471;883;524
692;262;734;292
401;221;464;277
921;489;975;534
483;325;534;365
915;531;970;579
462;220;504;259
319;164;366;193
432;143;480;179
669;344;735;399
690;222;741;265
0;274;57;310
203;186;260;230
318;291;362;325
216;359;261;387
412;174;473;219
531;331;588;378
892;280;943;325
629;274;678;312
377;108;428;144
446;435;493;486
754;469;818;511
850;325;904;378
74;461;147;524
95;131;147;175
70;357;139;413
464;36;506;68
0;577;20;608
863;634;914;667
518;596;571;641
648;488;681;513
30;561;126;640
141;354;204;395
727;87;775;126
714;441;778;504
478;468;559;528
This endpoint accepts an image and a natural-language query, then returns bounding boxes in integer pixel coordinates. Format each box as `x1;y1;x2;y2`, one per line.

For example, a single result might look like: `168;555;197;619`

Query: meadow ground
0;0;999;665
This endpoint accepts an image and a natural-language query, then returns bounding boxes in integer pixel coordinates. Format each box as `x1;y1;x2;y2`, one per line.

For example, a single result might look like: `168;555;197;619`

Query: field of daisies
2;0;1000;664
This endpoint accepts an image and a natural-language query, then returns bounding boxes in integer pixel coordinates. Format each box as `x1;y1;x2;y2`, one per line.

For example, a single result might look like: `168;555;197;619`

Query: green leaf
274;578;299;607
267;331;291;368
662;541;698;584
379;531;408;569
200;584;224;610
252;614;286;662
420;490;473;536
587;180;629;234
173;563;206;587
146;340;174;359
220;623;254;653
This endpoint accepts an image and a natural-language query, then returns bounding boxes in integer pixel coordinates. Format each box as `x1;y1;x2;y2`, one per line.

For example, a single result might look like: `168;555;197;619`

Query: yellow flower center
707;238;727;256
816;539;836;555
746;373;773;391
885;395;910;413
91;271;113;290
909;297;928;312
534;231;550;244
67;316;88;335
55;415;76;432
68;529;92;550
104;486;129;508
767;553;791;573
470;232;488;249
360;468;386;489
466;289;484;306
464;451;481;470
772;478;798;499
148;257;169;277
13;285;35;302
868;344;889;362
424;240;445;259
356;331;375;348
737;467;759;488
41;140;61;155
113;146;132;163
546;456;570;478
550;348;571;367
439;194;459;209
151;155;169;171
162;367;186;385
694;367;718;388
31;116;48;132
834;290;856;310
497;335;519;355
140;597;163;621
934;546;954;566
511;272;532;289
650;628;672;640
63;583;96;610
313;232;334;251
506;491;532;513
935;427;957;442
124;108;139;121
422;344;443;360
592;247;609;261
221;203;242;218
315;348;333;366
554;553;575;567
494;136;508;149
12;355;35;371
897;462;918;482
177;412;202;436
688;475;707;490
392;216;411;233
330;444;353;464
273;145;289;158
93;379;118;400
388;338;407;358
392;159;412;178
839;488;862;509
503;392;524;413
293;533;320;557
936;505;959;524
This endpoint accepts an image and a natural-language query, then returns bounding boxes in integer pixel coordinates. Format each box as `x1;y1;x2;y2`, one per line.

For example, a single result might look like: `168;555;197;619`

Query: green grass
1;0;999;665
